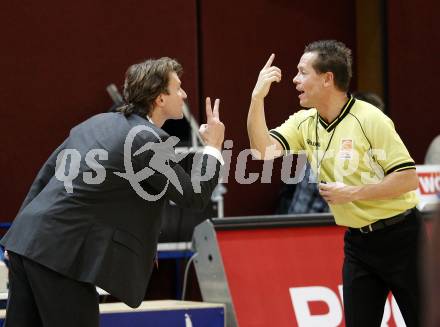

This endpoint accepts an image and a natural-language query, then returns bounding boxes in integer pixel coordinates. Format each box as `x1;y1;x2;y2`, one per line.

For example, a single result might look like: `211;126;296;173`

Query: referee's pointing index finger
263;53;275;69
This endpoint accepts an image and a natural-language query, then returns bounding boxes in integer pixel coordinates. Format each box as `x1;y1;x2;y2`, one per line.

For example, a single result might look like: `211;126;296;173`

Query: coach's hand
199;97;225;151
251;54;282;101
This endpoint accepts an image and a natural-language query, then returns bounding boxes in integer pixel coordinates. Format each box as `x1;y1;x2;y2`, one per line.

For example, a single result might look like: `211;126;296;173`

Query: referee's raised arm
247;53;284;160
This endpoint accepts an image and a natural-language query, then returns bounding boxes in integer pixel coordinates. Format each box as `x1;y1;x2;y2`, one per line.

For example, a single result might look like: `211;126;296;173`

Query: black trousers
4;252;99;327
343;209;424;327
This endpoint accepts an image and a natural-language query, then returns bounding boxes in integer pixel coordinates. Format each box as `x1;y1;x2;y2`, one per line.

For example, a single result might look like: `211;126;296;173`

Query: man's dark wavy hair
117;57;183;117
304;40;352;92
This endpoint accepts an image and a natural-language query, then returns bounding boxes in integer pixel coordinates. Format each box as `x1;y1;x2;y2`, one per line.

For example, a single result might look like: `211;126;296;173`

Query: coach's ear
322;71;334;88
153;94;165;109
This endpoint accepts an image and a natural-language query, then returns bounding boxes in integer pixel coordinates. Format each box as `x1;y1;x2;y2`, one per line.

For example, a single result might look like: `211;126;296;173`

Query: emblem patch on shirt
339;139;353;159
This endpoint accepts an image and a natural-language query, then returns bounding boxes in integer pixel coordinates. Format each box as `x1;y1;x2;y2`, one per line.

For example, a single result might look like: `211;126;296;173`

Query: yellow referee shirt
270;95;418;227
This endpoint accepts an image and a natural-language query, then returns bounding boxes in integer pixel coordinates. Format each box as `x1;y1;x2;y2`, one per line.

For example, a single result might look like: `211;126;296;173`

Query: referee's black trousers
343;209;424;327
4;252;99;327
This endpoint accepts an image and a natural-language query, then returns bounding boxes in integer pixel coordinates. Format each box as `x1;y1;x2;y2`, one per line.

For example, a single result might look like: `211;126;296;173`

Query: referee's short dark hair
304;40;352;92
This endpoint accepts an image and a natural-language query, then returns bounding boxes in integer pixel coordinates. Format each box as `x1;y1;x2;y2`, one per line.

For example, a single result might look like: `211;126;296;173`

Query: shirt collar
146;115;155;126
318;94;355;132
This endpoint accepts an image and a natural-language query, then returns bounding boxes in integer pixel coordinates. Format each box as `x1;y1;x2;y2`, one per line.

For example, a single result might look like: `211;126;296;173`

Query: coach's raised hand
199;97;225;151
251;54;282;101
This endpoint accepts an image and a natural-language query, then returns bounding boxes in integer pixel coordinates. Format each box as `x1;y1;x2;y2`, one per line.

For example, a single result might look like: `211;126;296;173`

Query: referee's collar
318;94;355;132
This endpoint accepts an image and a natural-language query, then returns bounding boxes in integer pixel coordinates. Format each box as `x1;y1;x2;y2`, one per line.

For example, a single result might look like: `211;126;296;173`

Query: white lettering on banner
416;166;440;211
289;285;406;327
338;285;343;309
391;296;406;326
381;299;391;327
418;172;440;195
289;286;343;327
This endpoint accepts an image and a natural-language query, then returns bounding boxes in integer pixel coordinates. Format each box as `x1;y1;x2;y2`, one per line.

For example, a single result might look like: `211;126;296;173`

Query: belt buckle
360;224;373;234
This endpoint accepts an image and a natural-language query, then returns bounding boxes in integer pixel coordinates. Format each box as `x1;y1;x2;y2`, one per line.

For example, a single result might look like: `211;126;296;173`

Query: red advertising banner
216;225;406;327
416;165;440;211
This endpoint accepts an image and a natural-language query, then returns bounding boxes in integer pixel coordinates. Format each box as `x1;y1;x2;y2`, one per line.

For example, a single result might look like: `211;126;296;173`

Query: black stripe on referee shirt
386;162;416;175
318;94;355;132
326;96;356;132
269;130;290;151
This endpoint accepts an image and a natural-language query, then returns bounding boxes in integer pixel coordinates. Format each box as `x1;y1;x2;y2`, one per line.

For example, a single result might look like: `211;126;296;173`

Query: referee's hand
251;54;282;101
319;182;359;205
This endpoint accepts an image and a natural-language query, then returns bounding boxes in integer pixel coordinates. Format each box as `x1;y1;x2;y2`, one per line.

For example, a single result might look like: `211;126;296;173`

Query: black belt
351;208;413;234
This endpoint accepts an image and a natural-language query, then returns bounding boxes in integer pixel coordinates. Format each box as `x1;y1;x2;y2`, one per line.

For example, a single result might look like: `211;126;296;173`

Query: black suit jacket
1;112;221;308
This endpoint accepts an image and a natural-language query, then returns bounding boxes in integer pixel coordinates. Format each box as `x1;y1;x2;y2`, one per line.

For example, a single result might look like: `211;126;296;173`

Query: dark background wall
387;0;439;164
200;0;356;216
0;0;200;219
0;0;438;221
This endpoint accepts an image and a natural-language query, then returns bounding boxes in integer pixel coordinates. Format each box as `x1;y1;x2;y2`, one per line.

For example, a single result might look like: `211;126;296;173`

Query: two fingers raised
206;97;220;122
